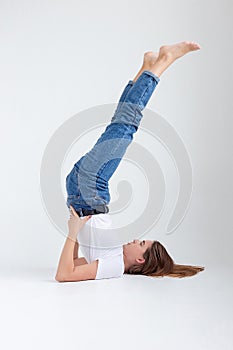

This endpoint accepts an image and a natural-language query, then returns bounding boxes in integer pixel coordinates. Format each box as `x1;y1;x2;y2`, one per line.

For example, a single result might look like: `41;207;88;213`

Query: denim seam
96;125;132;182
137;78;153;110
115;80;135;115
111;101;139;127
75;167;100;200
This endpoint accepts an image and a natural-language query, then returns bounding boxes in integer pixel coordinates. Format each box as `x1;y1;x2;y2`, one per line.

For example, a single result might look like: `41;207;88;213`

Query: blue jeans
66;70;160;212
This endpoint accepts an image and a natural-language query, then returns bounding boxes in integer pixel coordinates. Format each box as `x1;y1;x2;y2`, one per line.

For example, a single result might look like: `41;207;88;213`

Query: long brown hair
126;240;205;278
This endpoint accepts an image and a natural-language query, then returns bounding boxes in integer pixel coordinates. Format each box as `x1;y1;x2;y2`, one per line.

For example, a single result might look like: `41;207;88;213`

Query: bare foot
143;51;159;66
132;51;159;82
143;41;201;77
133;41;200;82
159;41;201;62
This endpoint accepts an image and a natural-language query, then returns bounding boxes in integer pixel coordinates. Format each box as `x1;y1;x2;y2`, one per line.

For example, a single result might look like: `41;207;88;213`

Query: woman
55;41;205;282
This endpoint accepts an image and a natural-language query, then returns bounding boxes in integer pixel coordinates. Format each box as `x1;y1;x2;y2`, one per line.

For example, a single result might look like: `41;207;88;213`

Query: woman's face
123;239;154;264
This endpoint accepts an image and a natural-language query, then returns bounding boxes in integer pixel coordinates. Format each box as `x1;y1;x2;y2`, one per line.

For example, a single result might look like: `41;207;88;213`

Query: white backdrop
0;0;232;272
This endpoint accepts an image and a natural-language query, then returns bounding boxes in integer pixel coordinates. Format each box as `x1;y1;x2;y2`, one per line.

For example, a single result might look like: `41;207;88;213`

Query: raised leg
113;51;160;116
67;41;201;210
132;51;159;82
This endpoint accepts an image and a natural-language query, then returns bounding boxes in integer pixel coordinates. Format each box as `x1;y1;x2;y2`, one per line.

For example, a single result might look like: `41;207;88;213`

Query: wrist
68;232;77;241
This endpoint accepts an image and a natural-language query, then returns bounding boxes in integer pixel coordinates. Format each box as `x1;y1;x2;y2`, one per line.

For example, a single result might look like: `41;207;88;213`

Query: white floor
0;264;232;350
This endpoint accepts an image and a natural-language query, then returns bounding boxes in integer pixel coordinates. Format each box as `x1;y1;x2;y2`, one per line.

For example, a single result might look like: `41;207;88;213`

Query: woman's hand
68;206;92;240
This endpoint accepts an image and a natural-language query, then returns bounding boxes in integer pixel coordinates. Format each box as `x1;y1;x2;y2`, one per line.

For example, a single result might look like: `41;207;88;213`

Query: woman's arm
55;206;91;281
55;236;97;282
73;241;88;265
73;241;79;259
55;234;77;281
74;257;88;266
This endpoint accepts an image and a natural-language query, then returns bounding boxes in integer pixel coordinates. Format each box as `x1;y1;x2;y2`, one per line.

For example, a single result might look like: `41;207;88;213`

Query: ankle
157;51;173;62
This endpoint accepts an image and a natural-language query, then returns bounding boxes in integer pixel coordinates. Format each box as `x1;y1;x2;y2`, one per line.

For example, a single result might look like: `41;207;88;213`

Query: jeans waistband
75;205;109;217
